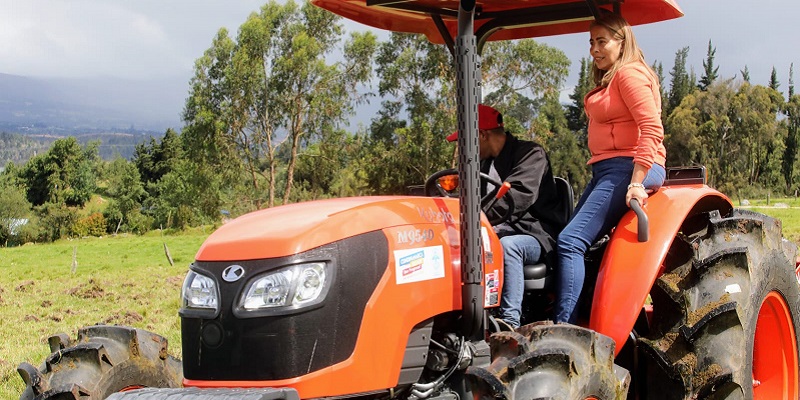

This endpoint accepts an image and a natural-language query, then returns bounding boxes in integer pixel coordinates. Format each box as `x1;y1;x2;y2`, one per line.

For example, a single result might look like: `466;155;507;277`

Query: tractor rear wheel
640;209;800;399
17;325;182;400
467;322;630;399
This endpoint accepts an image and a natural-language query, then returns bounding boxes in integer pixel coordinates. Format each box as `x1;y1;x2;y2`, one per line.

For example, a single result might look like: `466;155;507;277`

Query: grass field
0;230;209;399
0;202;798;399
737;197;800;245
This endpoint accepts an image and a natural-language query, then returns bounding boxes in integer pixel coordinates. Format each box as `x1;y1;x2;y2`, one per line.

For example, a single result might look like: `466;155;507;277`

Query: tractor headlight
182;271;219;312
240;262;329;313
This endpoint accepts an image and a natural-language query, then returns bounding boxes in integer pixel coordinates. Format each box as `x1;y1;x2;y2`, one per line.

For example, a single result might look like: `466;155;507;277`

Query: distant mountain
0;73;189;164
0;73;186;134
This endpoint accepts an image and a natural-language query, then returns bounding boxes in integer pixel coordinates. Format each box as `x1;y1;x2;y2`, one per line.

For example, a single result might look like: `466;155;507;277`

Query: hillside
0;73;186;164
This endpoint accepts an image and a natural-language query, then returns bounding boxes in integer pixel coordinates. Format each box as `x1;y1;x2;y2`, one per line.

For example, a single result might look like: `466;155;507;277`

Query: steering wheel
424;168;515;225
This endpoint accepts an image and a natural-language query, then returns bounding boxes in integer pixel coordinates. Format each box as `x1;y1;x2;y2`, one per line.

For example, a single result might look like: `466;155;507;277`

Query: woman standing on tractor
554;12;667;324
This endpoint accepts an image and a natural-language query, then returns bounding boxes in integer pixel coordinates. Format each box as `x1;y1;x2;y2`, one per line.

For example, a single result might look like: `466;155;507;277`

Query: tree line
1;0;798;245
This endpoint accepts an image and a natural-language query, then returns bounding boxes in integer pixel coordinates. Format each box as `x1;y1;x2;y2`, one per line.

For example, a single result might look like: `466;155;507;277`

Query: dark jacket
482;133;567;255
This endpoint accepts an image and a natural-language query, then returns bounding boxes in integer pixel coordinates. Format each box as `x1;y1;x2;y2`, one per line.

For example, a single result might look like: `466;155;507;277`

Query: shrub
72;212;107;237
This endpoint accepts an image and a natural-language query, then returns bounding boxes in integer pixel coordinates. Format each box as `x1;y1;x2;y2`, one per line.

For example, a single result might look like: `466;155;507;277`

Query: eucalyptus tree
366;32;456;194
183;0;377;208
783;93;800;192
730;83;784;188
482;39;570;136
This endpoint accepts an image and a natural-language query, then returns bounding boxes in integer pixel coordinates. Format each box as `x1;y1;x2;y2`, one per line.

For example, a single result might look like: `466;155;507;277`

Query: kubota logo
222;265;245;282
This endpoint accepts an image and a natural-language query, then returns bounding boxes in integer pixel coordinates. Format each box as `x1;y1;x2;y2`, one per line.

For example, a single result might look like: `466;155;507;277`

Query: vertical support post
456;0;484;340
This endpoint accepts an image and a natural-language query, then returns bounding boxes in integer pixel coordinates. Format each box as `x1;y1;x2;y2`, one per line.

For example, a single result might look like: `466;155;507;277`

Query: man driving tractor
448;104;568;328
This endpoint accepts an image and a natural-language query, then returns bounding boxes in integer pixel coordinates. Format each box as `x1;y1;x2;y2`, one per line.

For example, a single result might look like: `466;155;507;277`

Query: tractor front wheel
641;209;800;399
17;325;182;400
467;322;629;399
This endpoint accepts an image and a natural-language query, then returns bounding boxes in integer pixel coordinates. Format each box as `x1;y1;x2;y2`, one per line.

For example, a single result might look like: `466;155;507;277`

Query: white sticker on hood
395;245;445;285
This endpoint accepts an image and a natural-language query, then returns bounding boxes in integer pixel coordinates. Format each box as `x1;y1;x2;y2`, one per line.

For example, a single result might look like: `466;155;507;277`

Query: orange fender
589;184;732;355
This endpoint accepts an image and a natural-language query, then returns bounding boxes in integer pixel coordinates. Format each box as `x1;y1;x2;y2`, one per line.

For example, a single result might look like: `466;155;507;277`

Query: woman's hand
626;183;648;207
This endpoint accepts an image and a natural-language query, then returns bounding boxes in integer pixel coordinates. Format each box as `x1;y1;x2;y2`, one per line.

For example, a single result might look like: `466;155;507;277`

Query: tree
482;38;570;136
667;47;694;117
789;63;795;98
182;0;377;207
134;128;182;191
103;157;149;233
769;66;780;92
19;137;98;207
149;159;226;229
652;61;668;117
698;40;719;91
566;57;593;136
730;83;784;188
365;32;456;194
740;65;751;83
783;93;800;192
0;181;31;245
292;129;369;200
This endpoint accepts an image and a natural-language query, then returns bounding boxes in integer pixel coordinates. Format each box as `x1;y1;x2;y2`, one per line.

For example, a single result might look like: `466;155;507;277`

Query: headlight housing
181;270;219;316
238;262;330;315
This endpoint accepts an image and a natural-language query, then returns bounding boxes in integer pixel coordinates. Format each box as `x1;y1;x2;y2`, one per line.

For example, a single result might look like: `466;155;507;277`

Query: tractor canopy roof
311;0;683;46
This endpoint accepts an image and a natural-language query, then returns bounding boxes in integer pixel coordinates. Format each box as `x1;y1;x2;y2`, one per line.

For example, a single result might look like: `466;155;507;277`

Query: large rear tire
640;209;800;399
17;325;182;400
467;322;630;399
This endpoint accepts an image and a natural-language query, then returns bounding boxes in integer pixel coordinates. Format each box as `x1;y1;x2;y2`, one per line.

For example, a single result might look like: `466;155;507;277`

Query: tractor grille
181;231;388;381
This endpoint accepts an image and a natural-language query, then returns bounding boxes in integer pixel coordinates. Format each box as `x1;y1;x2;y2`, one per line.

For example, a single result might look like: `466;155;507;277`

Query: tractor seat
522;176;573;291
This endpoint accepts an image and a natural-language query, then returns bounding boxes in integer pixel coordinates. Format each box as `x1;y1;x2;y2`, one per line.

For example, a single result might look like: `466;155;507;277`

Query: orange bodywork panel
188;196;503;397
589;185;732;354
312;0;683;44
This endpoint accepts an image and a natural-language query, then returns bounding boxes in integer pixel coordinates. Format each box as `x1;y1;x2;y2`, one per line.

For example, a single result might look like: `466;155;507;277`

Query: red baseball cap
446;104;504;142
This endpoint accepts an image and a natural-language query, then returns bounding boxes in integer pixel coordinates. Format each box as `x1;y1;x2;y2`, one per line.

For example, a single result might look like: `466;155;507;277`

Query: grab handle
629;198;649;242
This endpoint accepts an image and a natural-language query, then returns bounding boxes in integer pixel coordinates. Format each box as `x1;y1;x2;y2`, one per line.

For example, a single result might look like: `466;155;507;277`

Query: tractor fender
588;185;733;355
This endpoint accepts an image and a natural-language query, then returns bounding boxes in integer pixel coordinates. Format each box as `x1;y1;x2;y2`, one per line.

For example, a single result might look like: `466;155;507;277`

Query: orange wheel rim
753;291;798;399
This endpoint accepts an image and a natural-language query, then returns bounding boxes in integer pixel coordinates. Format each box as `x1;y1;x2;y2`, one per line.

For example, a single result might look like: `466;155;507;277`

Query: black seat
522;176;574;290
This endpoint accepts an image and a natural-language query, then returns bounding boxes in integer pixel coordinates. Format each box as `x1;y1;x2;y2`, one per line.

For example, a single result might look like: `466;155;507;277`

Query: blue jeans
499;234;543;328
554;158;665;323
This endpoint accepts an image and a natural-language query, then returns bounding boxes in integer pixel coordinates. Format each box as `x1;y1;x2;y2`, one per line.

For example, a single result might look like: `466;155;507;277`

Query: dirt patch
102;311;144;326
15;280;35;292
686;293;732;326
24;315;40;322
66;279;106;299
41;300;52;308
692;363;723;389
166;275;184;287
0;358;14;382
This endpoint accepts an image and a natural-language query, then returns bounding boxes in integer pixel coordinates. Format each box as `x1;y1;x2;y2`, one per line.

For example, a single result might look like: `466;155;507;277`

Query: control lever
484;182;511;211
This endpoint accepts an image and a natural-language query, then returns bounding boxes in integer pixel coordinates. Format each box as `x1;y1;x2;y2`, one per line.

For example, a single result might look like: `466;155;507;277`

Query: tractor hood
195;196;461;261
312;0;683;45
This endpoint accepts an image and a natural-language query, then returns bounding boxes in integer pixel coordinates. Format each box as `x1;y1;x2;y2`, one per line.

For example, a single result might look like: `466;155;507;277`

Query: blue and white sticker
394;245;445;285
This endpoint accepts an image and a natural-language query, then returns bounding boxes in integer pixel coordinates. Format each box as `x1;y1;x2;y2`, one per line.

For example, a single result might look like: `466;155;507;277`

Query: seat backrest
554;176;574;223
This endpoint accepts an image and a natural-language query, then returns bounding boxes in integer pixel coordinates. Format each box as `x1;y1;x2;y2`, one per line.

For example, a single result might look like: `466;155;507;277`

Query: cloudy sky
2;0;798;111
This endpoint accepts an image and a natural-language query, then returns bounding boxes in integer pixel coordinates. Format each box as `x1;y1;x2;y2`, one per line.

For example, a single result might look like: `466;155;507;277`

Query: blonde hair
590;12;660;88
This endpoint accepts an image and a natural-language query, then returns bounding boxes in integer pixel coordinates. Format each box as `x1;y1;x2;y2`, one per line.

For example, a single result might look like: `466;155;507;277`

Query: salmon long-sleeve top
584;62;666;169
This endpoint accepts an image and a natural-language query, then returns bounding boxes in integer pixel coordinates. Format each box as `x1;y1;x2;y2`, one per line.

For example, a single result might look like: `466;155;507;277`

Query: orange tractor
18;0;800;399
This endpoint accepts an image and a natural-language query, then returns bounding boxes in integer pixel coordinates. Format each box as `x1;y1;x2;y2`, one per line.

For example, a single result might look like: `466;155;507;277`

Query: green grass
0;231;208;399
735;197;800;245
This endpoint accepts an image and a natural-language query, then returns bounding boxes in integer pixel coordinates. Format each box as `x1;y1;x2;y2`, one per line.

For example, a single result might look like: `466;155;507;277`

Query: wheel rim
753;291;799;399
